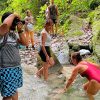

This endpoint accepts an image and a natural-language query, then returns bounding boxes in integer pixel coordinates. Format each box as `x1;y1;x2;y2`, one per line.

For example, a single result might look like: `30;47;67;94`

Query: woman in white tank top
36;20;55;81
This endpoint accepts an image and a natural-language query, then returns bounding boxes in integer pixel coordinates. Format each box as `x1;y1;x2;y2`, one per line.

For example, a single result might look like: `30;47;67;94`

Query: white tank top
40;29;51;46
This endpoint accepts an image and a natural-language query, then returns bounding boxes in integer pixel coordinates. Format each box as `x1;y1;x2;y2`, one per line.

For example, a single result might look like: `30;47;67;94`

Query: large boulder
92;20;100;61
66;15;93;52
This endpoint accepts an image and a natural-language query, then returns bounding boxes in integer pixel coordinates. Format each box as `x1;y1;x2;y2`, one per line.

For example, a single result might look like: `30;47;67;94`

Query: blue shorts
0;66;23;97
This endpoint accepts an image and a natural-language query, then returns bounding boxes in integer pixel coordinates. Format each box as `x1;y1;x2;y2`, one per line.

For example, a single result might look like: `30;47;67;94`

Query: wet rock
51;37;70;65
79;49;91;56
67;26;93;52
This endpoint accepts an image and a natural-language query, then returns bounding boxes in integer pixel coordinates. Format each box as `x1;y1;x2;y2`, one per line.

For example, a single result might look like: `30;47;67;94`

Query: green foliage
92;15;100;60
70;0;90;13
34;4;47;31
0;0;100;61
0;0;42;19
0;0;100;34
88;6;100;22
89;0;100;10
86;55;99;63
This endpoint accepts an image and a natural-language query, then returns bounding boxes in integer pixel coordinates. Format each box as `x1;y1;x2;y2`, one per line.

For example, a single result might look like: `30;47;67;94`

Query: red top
81;62;100;83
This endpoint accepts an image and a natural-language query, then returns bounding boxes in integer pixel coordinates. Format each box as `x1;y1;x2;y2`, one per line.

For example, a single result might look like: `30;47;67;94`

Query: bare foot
35;72;41;78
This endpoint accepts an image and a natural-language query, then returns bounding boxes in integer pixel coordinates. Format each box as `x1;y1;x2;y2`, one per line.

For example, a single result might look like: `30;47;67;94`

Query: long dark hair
71;52;82;63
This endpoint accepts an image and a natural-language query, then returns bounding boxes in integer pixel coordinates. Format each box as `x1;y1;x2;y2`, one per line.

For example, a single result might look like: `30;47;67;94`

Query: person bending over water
62;52;100;100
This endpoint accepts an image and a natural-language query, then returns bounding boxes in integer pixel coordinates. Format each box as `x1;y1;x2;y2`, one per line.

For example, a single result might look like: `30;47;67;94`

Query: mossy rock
68;42;92;52
65;15;84;37
92;20;100;61
68;43;80;51
94;45;100;60
86;55;100;64
72;45;80;51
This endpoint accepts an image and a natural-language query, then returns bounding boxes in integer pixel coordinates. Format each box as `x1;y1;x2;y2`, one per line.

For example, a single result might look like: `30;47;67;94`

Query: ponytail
71;52;82;63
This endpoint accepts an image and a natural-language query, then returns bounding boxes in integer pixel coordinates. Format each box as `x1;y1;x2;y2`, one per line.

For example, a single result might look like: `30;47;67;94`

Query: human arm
0;24;9;36
3;14;19;29
0;14;19;36
17;22;28;46
64;67;79;92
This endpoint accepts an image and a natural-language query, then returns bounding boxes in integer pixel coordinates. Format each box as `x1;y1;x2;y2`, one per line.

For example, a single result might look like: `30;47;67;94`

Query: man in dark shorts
48;0;58;37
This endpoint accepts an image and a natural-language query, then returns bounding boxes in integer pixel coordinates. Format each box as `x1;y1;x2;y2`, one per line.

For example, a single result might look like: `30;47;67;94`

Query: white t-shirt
25;16;34;31
40;29;51;46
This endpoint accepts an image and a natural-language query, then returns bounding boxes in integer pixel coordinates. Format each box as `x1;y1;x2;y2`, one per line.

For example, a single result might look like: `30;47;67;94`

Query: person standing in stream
24;10;35;50
0;12;28;100
36;20;55;81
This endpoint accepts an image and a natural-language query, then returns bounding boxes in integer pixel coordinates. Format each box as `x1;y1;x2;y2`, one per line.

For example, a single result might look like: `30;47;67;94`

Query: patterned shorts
0;66;23;97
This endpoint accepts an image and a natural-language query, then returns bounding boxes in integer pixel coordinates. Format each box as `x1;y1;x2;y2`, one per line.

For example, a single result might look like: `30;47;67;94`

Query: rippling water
0;35;100;99
0;64;50;100
19;70;50;100
0;65;100;100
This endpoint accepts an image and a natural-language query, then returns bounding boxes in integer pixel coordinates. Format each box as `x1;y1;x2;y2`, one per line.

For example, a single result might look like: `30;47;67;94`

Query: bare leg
83;80;100;100
37;62;50;80
43;62;49;81
36;67;44;77
52;26;54;35
55;23;58;34
51;24;54;36
36;57;54;78
25;31;30;47
87;80;100;95
87;93;94;100
3;97;12;100
30;31;34;46
83;81;89;91
12;92;18;100
36;57;55;80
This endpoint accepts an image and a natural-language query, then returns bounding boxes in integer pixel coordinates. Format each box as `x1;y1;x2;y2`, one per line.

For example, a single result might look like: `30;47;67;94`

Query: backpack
49;5;57;19
0;33;8;50
0;32;21;68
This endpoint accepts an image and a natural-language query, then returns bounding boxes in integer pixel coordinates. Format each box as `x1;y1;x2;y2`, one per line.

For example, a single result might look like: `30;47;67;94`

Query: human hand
17;22;23;32
46;55;50;62
13;12;20;19
58;88;67;94
53;88;67;94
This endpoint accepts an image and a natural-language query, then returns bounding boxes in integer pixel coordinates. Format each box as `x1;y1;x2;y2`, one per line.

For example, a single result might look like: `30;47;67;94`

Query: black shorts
38;46;51;62
52;19;57;24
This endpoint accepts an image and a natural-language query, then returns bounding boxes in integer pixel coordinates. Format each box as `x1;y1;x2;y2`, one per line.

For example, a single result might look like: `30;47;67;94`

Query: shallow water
0;64;100;100
18;69;50;100
0;64;50;100
0;36;100;100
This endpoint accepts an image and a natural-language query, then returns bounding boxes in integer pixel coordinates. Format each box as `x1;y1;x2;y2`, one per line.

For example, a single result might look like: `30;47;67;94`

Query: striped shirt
0;31;21;68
